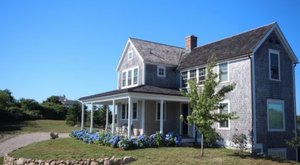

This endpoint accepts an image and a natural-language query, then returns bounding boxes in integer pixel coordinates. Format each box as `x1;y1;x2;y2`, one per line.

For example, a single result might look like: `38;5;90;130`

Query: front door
181;104;189;136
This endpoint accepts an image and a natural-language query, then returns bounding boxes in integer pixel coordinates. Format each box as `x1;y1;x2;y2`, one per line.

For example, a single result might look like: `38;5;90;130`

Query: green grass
10;138;297;165
0;120;75;140
0;157;3;165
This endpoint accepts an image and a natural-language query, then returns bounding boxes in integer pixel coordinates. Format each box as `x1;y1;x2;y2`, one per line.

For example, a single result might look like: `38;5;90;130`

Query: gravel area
0;132;69;156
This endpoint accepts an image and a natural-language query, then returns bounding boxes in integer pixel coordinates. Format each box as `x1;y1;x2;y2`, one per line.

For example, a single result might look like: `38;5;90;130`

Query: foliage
50;132;59;139
70;130;182;150
232;133;248;153
66;101;82;126
181;56;237;156
286;136;300;149
86;105;112;128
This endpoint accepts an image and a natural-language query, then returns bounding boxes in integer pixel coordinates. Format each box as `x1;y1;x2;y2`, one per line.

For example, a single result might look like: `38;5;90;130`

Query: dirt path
0;132;69;156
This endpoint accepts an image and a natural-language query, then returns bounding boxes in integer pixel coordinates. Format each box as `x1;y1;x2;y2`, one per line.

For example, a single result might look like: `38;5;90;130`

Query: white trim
219;62;229;83
142;63;145;84
112;100;115;134
156;101;166;121
159;100;164;133
157;65;166;77
127;50;133;60
127;97;132;138
252;23;298;64
116;39;144;71
89;102;94;132
121;66;139;89
268;148;287;160
218;100;231;130
80;102;84;130
267;99;285;132
141;100;145;135
292;64;298;161
268;49;281;81
250;54;257;149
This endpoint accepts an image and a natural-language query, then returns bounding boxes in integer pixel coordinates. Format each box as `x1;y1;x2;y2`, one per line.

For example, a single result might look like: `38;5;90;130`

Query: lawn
0;120;75;141
0;157;3;165
10;138;297;165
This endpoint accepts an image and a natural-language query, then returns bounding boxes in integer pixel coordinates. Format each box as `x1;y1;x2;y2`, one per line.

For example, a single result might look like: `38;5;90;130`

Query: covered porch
79;85;195;139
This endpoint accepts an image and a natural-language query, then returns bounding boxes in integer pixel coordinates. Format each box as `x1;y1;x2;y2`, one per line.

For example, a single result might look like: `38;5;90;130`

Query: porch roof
79;85;184;102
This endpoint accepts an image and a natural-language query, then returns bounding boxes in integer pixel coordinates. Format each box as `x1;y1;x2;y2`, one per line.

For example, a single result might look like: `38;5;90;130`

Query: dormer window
121;66;139;88
157;66;166;77
128;51;133;60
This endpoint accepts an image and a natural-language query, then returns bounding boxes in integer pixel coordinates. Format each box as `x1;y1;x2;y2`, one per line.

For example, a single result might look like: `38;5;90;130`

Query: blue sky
0;1;299;113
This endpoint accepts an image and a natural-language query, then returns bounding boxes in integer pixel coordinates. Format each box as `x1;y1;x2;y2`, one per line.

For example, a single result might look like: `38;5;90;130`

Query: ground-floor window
156;102;166;121
268;148;287;159
218;100;230;129
121;103;138;120
267;99;285;131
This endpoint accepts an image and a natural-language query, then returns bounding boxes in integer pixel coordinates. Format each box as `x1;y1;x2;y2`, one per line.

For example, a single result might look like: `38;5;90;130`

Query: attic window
269;49;280;81
157;66;166;77
128;51;133;60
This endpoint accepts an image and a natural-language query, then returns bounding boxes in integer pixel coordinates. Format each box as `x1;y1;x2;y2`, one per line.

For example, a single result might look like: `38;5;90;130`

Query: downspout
249;53;257;153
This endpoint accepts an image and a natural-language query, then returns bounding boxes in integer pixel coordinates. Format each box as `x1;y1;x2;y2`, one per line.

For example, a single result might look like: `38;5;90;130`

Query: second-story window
181;72;188;88
198;67;206;85
122;72;126;87
219;63;228;82
128;70;132;86
133;68;138;85
157;66;166;77
190;70;196;81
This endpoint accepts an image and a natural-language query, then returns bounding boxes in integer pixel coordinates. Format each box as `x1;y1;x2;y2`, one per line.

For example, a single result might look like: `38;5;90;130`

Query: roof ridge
129;37;184;50
193;22;276;50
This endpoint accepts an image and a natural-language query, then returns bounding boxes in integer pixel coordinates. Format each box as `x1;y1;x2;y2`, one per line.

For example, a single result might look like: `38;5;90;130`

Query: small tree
66;101;81;126
232;133;248;153
181;57;237;156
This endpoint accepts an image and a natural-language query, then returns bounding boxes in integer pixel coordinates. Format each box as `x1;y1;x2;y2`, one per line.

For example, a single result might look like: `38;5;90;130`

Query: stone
96;158;103;163
123;156;135;164
50;161;56;165
103;159;113;165
90;161;99;165
28;162;35;165
16;158;26;165
113;158;122;165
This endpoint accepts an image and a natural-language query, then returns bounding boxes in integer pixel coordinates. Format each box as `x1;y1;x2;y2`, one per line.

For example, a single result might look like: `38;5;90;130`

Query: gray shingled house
79;22;298;160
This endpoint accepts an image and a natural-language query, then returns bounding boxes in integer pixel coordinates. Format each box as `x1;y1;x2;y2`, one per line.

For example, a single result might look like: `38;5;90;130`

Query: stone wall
3;155;135;165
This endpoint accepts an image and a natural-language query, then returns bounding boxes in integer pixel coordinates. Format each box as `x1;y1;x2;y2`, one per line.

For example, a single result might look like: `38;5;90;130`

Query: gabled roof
178;23;275;70
178;22;298;70
79;85;181;101
116;38;185;71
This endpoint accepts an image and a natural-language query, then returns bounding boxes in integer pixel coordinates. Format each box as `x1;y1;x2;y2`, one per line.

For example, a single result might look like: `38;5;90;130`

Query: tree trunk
201;133;204;156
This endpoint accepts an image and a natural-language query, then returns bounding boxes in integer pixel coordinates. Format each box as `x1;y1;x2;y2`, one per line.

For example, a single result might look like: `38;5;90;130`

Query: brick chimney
185;35;197;51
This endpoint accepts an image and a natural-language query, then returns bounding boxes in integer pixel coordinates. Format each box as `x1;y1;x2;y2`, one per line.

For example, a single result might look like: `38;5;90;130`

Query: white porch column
128;97;132;138
160;100;164;134
141;100;145;135
81;102;85;130
105;105;109;133
89;103;94;132
112;100;116;135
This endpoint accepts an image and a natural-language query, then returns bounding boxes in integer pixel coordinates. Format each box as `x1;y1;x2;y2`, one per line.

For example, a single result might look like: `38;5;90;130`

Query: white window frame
121;66;139;89
121;103;138;120
156;102;166;121
267;99;285;132
269;49;281;81
198;67;206;85
218;100;230;130
181;71;188;88
268;148;287;160
218;62;229;83
128;50;133;60
122;71;127;87
157;66;166;77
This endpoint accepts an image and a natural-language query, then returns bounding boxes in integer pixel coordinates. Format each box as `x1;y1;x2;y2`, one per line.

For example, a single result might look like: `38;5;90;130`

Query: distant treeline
0;89;111;127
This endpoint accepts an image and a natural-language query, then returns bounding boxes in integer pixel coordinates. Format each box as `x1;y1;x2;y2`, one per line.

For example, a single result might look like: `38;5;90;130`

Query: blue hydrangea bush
70;130;182;150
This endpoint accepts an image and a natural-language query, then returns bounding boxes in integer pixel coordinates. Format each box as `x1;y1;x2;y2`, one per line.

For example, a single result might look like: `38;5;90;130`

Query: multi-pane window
219;63;228;82
181;72;188;87
156;103;166;121
133;68;138;85
128;70;132;86
219;102;229;128
269;50;280;80
122;72;126;87
268;99;284;131
157;66;166;77
198;67;206;85
190;70;196;80
121;103;138;120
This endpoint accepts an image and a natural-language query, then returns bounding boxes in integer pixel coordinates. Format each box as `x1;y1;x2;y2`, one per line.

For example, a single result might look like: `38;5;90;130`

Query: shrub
232;133;247;153
118;138;133;150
